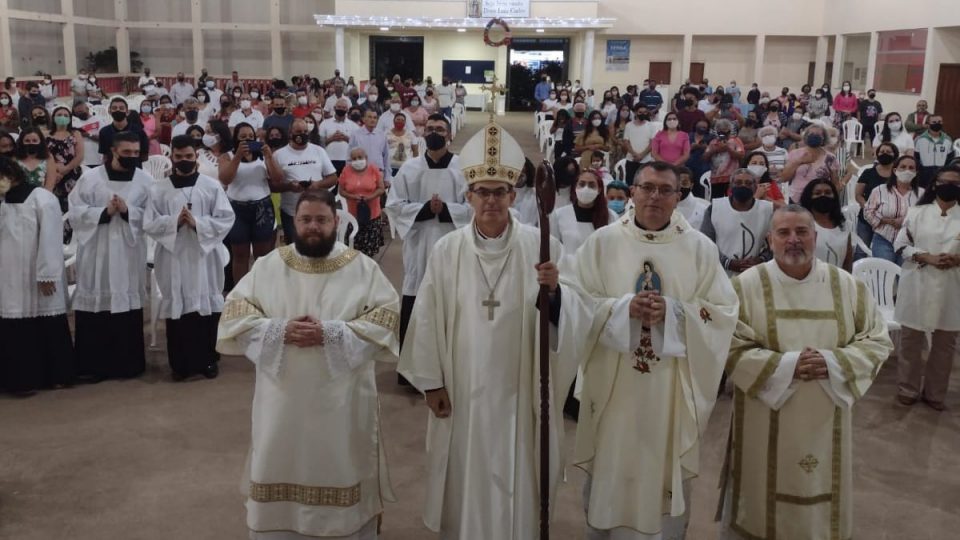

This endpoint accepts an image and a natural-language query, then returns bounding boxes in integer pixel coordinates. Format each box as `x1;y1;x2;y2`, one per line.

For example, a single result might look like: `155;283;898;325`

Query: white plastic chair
613;158;627;182
158;143;171;157
144;155;171;181
545;137;555;163
953;138;960;156
539;123;551;153
336;209;358;247
842;119;864;159
852;257;901;331
63;214;78;304
89;104;109;120
842;203;872;256
699;170;712;201
534;112;545;135
146;236;161;349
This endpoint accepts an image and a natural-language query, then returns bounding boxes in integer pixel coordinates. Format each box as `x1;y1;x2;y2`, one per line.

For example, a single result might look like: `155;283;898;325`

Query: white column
270;0;282;78
865;31;878;91
681;33;693;83
335;27;345;74
115;0;131;74
61;0;77;75
191;0;203;76
582;30;595;92
831;34;845;90
921;27;937;104
753;34;765;87
813;36;828;86
0;0;12;77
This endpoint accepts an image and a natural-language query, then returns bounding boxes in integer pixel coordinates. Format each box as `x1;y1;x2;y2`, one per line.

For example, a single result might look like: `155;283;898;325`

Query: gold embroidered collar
618;209;690;244
279;245;360;274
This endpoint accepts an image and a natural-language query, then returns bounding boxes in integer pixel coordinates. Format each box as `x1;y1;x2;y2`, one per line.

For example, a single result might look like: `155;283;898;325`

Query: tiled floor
0;112;957;540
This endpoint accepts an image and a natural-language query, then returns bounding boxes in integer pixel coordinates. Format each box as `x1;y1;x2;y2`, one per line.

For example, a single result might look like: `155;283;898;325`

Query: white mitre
459;122;526;186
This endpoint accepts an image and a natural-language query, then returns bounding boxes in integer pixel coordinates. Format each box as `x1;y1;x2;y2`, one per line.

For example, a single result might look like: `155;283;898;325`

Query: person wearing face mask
142;135;235;381
623;104;657;183
905;100;931;137
893;164;960;410
534;74;553;110
18;82;46;131
136;100;162;156
915;115;954;187
762;99;786;130
15;127;57;190
685;119;714;195
28;105;51;138
854;141;898;254
70;69;89;103
674;166;709;229
262;95;295;137
864;154;923;264
318;98;358;176
386;113;419;176
359;85;384;116
781;124;838;203
676;89;706;134
171;97;204;138
831;80;859;127
421;88;439;115
0;155;77;396
274;118;338;243
169;72;195;106
227;93;265;131
37;74;56;107
291;90;312;119
404;94;429;136
225;70;244;95
204;79;224;114
321;79;348;117
69;131;153;381
651;111;691;167
46;107;85;218
637;80;664;116
607;105;632;167
574;110;611;166
137;68;157;94
0;131;17;159
377;96;414;135
799;177;853;271
704;119;746;199
857;89;883;151
71;101;104;166
777;104;808;149
541;89;559;115
700;168;774;276
338;147;387;257
756;126;788;181
511;158;539;225
0;91;20;132
604;180;630;217
807;87;830;120
873;111;915;157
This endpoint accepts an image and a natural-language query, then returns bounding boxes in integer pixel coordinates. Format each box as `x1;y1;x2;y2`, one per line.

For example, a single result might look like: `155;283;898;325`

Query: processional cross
479;75;507;122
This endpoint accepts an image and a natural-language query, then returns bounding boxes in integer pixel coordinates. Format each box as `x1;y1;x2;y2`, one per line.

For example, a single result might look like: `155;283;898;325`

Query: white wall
590;35;683;90
282;0;336;23
74;0;115;19
600;0;824;37
823;0;960;35
126;0;191;22
10;19;64;75
281;31;337;78
691;36;754;87
128;28;193;74
202;0;271;25
841;34;869;89
762;36;817;90
203;30;273;76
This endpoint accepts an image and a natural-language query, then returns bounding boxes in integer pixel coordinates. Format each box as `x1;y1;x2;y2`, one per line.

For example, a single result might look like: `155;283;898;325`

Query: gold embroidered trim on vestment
748;351;783;399
279;245;360;274
774;309;838;320
830;407;843;540
828;266;847;348
358;307;400;332
249;481;361;507
757;266;781;351
731;389;745;526
222;298;265;321
765;408;780;539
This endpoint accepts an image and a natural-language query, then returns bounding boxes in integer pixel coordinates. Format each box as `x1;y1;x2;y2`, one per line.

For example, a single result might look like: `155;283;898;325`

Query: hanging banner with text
605;40;631;71
477;0;531;18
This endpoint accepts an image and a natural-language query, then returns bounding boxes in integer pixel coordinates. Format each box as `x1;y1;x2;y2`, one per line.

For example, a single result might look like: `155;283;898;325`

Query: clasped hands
105;194;128;216
794;347;828;382
628;291;666;327
429;194;444;214
284;316;325;348
915;252;960;269
177;206;196;229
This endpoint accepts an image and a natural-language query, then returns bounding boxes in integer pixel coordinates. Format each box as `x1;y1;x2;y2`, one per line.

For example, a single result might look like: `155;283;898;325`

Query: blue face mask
805;134;824;148
608;199;626;215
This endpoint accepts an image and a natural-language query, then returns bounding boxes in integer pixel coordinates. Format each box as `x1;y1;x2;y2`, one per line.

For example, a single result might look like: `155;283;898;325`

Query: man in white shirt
436;77;455;120
204;79;223;114
71;101;105;167
227;93;264;131
319;98;357;175
273;118;338;244
700;168;774;276
170;72;195;106
224;71;244;95
137;68;157;94
623;104;656;183
70;70;89;103
171;98;205;138
323;79;349;117
377;95;414;134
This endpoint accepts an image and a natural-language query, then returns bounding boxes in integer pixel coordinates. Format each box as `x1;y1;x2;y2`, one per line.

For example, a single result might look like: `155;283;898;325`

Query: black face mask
111;110;127;122
810;196;836;214
680;187;692;200
273;107;286;116
291;133;308;146
33;116;47;126
349;113;362;122
637;113;650;121
425;132;446;151
876;153;895;166
117;155;140;170
936;183;960;202
930;123;943;132
267;138;285;149
696;126;709;134
731;186;754;203
74;112;89;120
23;143;41;155
185;110;199;123
335;108;347;117
173;160;196;175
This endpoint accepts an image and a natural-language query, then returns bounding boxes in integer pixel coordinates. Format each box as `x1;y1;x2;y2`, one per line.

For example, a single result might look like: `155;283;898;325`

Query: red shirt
832;94;859;114
292;105;313;118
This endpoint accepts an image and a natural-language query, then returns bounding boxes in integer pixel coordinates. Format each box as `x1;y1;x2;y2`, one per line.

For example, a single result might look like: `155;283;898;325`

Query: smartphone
299;180;312;189
247;141;263;153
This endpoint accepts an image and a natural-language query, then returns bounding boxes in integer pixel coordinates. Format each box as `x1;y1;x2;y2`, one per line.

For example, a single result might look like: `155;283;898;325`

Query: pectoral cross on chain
482;293;500;321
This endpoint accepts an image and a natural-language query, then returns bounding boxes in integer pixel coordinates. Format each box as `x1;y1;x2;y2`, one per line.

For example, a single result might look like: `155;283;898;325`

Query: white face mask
367;94;378;102
202;134;219;148
196;95;206;103
411;99;420;107
666;119;679;129
761;135;777;146
250;92;260;99
141;105;152;114
206;81;215;89
576;186;599;205
591;119;602;127
297;96;308;105
747;164;768;178
240;99;252;109
390;103;401;112
0;98;9;106
351;159;367;171
888;121;902;131
895;170;916;183
842;85;851;92
792;113;802;120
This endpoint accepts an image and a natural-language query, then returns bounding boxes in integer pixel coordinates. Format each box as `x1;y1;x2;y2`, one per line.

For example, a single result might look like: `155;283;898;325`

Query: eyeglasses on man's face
633;183;678;197
470;187;512;200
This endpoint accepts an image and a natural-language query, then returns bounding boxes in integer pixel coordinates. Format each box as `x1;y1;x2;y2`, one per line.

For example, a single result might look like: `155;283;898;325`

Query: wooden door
649;62;672;84
935;64;960;135
689;63;705;84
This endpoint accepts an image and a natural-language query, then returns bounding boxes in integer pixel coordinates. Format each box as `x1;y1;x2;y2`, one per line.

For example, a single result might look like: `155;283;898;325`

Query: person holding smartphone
272;118;338;244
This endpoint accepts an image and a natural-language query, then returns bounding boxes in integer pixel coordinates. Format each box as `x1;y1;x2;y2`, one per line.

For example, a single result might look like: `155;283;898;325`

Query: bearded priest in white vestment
720;205;892;540
217;190;400;540
564;161;740;540
398;122;593;540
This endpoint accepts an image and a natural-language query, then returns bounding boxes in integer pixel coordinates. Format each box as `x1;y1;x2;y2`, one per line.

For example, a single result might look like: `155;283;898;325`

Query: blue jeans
280;211;295;245
870;234;903;266
855;216;874;260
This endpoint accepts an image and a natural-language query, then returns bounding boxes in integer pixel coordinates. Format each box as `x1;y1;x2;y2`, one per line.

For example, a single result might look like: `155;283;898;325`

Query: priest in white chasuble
565;161;740;540
397;122;593;540
217;190;399;540
721;205;893;540
68;131;152;380
144;135;235;381
383;114;472;353
0;158;74;395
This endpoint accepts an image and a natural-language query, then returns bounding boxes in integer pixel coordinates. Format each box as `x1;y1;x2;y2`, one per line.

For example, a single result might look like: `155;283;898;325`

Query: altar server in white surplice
383;114;472;352
564;161;739;540
144;135;235;380
68;131;152;380
217;190;399;540
700;168;774;276
398;122;593;540
720;205;893;540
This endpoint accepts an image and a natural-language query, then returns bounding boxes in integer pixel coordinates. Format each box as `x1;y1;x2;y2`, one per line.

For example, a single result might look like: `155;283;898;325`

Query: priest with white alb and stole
383;113;472;353
217;190;399;540
565;161;740;540
720;205;893;540
398;121;593;539
0;158;75;395
144;135;235;381
68;131;152;380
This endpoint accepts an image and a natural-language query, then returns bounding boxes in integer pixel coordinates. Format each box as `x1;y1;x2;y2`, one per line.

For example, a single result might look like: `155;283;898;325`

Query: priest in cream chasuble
721;206;892;540
217;191;400;540
564;162;739;540
398;123;594;540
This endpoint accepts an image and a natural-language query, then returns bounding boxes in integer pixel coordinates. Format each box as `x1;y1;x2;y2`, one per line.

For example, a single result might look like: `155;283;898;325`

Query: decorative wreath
483;18;512;48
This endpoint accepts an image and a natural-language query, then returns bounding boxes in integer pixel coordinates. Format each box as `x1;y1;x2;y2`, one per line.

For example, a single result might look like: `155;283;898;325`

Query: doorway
369;36;424;83
689;63;705;84
936;64;960;135
807;62;834;86
506;37;570;111
648;62;672;85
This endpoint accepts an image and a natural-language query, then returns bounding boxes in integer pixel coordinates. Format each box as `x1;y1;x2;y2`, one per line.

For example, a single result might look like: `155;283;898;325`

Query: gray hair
774;203;815;222
715;119;734;132
731;167;758;184
757;125;777;138
183;97;199;107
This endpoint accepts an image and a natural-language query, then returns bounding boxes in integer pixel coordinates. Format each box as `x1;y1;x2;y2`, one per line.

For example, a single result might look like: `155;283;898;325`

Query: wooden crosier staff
534;160;556;540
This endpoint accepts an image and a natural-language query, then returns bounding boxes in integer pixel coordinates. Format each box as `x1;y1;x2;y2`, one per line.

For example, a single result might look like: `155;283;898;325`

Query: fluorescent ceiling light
379;27;389;31
536;28;545;33
457;28;466;32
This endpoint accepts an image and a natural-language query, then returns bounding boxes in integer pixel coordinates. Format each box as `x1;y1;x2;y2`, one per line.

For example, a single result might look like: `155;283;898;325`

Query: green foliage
83;46;143;73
